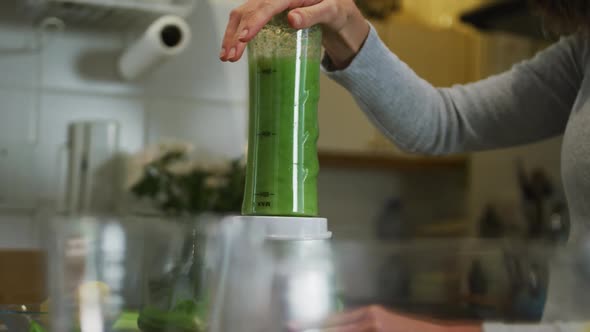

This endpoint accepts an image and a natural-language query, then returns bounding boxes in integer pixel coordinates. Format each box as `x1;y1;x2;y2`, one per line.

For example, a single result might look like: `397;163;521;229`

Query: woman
220;0;590;331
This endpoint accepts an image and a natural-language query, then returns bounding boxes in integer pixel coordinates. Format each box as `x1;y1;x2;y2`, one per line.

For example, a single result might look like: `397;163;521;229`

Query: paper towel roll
118;15;191;80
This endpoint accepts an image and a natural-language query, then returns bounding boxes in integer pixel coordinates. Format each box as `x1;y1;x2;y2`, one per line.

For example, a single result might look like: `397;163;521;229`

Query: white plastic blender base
229;215;332;241
208;216;334;332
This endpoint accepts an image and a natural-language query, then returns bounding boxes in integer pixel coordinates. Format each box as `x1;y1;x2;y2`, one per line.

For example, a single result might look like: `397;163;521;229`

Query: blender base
232;215;331;241
207;215;335;332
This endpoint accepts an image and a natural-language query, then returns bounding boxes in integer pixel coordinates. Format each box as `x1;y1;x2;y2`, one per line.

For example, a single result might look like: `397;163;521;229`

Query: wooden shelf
318;151;468;171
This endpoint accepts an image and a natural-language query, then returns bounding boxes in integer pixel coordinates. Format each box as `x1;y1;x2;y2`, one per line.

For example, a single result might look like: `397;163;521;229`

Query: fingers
220;0;289;62
220;7;240;61
320;307;370;327
288;0;342;30
235;0;284;43
291;306;449;332
319;320;379;332
220;0;326;62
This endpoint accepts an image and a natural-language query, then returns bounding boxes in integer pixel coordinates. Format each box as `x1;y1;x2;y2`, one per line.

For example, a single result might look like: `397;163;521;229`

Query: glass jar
137;214;214;332
242;13;322;217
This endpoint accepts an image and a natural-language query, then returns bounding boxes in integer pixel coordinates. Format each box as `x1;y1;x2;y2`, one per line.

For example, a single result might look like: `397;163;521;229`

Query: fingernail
290;12;302;27
239;29;249;40
228;47;236;59
219;47;226;58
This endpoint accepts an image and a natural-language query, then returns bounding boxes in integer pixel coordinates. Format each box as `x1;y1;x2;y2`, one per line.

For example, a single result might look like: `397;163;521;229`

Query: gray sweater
324;26;590;328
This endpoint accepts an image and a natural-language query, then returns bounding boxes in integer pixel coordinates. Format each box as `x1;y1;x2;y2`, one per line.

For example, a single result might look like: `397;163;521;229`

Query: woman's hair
532;0;590;33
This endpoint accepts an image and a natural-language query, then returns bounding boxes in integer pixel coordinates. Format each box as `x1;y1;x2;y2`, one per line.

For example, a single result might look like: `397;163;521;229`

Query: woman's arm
289;305;482;332
218;0;584;155
325;26;587;155
290;305;588;332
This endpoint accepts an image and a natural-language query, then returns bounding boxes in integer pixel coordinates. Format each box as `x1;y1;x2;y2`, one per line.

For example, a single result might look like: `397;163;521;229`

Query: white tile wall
141;0;248;102
0;89;37;142
0;143;37;205
144;97;247;157
0;23;37;90
0;0;248;247
38;29;137;96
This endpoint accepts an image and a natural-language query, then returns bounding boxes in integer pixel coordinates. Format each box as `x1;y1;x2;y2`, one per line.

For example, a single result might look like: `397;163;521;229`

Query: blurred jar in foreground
137;214;218;332
47;215;214;332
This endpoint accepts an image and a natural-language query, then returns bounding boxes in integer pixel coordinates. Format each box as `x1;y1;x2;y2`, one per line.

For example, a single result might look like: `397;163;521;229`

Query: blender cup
242;12;323;217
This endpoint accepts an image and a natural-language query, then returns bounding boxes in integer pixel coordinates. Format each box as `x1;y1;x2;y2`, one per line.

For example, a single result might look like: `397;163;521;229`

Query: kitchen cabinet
384;14;478;86
0;250;46;304
401;0;492;28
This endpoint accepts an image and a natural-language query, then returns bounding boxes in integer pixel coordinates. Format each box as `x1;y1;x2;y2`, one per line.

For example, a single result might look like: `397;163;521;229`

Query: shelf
318;151;468;172
27;0;196;28
35;0;196;16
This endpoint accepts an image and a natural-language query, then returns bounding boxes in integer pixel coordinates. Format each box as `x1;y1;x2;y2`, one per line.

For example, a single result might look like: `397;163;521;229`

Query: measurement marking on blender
257;131;276;138
255;192;275;198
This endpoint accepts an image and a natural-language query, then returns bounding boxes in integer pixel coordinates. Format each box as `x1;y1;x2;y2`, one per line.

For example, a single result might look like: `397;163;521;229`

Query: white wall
0;0;248;247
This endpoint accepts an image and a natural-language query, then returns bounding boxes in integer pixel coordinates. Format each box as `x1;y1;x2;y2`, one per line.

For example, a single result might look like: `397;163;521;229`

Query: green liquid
242;56;321;217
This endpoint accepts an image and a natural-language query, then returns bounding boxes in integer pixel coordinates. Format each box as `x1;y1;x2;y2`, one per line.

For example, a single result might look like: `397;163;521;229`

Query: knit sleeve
322;25;586;155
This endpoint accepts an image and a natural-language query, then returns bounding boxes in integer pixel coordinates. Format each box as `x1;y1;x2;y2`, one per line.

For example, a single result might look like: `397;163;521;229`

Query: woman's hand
290;305;483;332
219;0;370;69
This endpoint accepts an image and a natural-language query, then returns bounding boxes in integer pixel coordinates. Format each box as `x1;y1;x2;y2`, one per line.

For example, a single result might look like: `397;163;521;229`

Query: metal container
61;120;121;215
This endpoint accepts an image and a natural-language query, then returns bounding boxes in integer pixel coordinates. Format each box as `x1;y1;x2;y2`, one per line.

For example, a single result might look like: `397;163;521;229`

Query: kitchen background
0;0;568;325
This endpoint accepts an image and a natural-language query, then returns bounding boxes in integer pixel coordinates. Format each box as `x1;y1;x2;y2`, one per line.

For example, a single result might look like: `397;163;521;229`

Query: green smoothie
242;27;321;217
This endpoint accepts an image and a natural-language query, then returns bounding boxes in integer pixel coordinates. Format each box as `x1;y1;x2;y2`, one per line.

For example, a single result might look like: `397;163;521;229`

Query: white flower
167;159;197;176
158;140;194;156
205;175;229;189
208;161;232;175
192;159;232;175
124;146;160;190
124;140;194;189
125;167;144;190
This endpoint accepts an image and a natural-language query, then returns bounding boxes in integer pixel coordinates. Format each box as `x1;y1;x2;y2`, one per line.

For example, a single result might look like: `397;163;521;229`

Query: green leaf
112;311;140;331
137;300;205;332
28;321;47;332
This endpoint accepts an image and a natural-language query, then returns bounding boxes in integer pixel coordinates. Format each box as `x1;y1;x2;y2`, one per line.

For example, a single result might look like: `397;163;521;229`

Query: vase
47;215;186;332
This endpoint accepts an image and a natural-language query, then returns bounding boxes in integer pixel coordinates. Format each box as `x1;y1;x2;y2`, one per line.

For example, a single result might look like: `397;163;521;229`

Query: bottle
242;12;322;217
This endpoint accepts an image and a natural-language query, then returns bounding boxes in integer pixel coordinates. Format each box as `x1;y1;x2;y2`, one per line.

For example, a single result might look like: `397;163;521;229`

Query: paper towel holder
118;15;192;81
161;24;183;47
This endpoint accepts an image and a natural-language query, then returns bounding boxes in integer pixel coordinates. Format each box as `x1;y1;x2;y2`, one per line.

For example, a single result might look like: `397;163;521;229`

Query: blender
208;12;337;332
